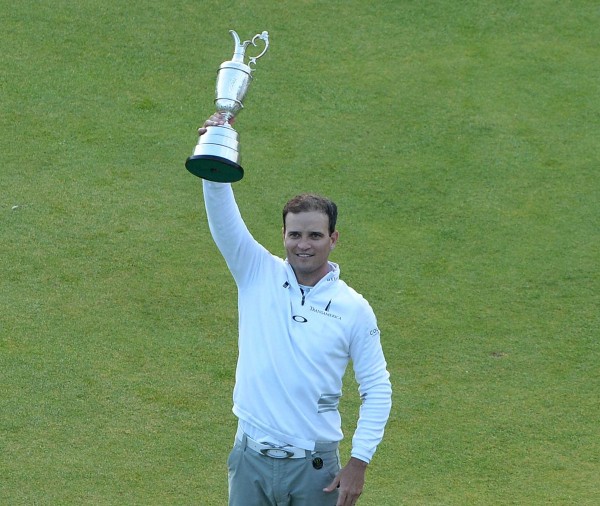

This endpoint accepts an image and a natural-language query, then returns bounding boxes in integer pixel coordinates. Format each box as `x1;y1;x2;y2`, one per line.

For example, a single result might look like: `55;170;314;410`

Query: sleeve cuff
350;450;372;464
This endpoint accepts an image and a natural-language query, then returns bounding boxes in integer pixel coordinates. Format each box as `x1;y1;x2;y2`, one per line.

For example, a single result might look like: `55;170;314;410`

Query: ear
330;230;339;250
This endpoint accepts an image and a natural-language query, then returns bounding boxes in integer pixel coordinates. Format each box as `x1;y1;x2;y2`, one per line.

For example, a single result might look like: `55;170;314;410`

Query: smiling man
283;196;339;286
198;114;392;506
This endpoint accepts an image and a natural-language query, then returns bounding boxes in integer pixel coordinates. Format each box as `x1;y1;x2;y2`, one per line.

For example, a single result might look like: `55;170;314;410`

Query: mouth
296;253;313;258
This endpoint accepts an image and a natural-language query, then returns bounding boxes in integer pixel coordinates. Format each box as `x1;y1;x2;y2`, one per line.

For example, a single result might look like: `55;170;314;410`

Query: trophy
185;30;270;182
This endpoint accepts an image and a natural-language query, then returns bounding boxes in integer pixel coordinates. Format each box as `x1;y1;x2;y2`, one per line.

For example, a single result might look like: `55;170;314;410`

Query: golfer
198;114;392;506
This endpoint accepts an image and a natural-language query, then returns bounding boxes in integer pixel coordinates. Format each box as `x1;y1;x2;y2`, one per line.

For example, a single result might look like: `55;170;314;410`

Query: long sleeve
202;180;270;287
349;307;392;463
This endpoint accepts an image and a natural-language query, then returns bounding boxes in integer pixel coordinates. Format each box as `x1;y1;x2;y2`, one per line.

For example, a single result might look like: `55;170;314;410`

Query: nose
297;237;310;250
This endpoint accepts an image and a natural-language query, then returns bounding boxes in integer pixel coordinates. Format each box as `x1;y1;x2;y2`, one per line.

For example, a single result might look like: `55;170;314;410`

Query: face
283;211;339;286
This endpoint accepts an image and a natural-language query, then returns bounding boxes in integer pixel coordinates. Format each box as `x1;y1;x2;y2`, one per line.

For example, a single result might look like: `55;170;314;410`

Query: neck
292;264;331;287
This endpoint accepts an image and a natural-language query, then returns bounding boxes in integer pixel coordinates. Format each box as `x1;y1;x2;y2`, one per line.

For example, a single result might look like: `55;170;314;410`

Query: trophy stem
221;112;235;124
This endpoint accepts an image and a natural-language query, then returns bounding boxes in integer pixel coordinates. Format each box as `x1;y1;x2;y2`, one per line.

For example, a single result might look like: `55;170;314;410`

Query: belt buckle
260;447;295;459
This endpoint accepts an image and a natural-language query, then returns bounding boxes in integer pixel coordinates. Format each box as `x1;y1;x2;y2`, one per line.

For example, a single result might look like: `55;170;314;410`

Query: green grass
1;0;598;504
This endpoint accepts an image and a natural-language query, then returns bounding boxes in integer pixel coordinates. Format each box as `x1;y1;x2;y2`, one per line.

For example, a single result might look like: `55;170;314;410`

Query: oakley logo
292;315;308;323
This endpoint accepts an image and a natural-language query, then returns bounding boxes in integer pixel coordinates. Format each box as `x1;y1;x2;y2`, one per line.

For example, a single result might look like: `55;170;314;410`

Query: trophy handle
248;32;269;67
229;30;269;68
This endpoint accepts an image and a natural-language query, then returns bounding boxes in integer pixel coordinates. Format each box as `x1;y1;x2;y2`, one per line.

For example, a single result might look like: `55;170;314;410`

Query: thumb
323;474;340;493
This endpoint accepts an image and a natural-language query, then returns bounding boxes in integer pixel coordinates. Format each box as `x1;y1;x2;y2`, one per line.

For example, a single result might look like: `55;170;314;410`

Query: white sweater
203;181;392;463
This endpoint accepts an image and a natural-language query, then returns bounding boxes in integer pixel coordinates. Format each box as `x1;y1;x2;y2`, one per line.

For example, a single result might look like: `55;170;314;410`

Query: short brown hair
282;194;338;235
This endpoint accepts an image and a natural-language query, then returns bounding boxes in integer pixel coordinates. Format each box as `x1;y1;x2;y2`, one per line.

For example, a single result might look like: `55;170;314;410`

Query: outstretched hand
324;457;368;506
197;113;235;136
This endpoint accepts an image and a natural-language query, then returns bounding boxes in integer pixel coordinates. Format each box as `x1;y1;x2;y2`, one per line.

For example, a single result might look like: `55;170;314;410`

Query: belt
239;433;338;460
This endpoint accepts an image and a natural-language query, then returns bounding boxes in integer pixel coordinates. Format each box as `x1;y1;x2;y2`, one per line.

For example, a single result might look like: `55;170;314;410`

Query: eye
310;232;324;239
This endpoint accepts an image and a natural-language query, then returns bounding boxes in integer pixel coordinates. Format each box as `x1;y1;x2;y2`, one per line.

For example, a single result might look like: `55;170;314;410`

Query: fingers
198;113;231;136
323;474;340;493
335;489;359;506
325;471;362;506
204;116;225;128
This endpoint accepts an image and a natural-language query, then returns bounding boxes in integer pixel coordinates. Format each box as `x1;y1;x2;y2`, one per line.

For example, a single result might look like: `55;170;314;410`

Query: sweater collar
284;260;340;289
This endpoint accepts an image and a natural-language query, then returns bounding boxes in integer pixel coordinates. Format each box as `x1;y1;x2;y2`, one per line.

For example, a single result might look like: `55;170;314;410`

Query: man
198;114;392;506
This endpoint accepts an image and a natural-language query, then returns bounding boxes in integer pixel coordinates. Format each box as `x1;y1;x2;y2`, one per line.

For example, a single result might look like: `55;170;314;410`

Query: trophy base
185;155;244;183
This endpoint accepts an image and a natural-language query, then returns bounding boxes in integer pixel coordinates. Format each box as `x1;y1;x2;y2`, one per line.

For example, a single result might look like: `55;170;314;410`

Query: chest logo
309;305;342;320
292;315;308;323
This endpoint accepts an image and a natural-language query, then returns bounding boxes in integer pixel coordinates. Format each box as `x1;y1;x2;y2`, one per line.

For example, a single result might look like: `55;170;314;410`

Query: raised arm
200;114;270;286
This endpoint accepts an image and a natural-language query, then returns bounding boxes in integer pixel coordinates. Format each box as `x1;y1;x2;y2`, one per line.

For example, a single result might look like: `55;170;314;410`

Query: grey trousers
228;437;341;506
